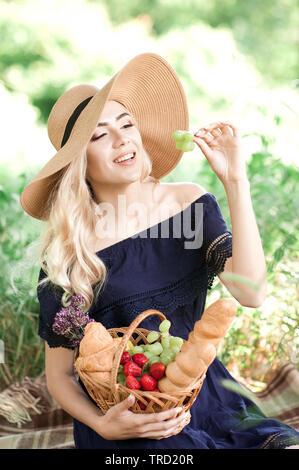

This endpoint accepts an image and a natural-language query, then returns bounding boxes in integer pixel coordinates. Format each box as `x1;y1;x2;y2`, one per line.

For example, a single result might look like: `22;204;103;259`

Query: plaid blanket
248;363;299;431
0;362;298;449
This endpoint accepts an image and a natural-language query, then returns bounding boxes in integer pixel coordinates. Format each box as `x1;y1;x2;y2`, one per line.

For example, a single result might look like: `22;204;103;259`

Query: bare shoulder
158;182;207;206
178;182;208;204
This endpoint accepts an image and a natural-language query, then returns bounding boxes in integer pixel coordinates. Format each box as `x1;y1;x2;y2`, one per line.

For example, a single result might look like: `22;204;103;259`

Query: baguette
158;299;237;392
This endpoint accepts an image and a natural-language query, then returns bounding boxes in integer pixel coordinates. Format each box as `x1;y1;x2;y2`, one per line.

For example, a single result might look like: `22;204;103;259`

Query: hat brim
20;53;189;220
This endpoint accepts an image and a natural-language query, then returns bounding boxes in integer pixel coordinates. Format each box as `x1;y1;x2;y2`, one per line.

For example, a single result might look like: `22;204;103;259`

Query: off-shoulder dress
37;192;299;449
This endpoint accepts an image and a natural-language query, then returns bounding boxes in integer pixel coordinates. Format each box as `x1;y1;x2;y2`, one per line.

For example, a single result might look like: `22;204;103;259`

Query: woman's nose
112;129;130;147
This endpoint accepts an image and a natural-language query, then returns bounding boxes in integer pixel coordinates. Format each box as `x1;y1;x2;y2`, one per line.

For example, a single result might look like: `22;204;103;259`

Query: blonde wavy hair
36;146;159;312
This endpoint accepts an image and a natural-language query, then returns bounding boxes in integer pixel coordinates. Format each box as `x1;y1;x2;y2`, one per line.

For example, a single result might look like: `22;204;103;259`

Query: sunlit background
0;0;298;393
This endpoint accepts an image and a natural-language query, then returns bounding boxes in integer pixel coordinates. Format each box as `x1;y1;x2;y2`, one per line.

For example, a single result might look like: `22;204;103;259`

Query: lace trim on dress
97;266;209;322
38;318;76;350
38;267;210;346
205;232;233;290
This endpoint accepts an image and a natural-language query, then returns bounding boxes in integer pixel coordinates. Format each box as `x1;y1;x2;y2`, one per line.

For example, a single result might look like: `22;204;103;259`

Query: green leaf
219;272;260;291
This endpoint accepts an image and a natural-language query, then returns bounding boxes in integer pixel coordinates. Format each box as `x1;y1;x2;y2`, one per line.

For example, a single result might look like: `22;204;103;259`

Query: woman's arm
45;343;105;436
220;178;267;307
193;121;267;307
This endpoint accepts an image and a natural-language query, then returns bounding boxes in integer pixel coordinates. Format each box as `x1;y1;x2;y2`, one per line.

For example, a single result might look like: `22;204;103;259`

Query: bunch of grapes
117;319;184;408
173;130;195;152
144;319;183;366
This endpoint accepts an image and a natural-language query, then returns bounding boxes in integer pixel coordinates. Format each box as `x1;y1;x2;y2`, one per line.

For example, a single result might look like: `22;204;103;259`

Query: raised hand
193;121;248;185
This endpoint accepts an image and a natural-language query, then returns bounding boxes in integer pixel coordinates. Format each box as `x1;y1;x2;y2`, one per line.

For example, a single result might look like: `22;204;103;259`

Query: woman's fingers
154;412;191;440
217;121;240;137
140;410;190;438
218;125;232;136
193;135;213;159
195;121;236;137
145;407;182;423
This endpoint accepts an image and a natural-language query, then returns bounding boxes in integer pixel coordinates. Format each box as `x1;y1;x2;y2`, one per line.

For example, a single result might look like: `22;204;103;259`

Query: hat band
60;95;94;148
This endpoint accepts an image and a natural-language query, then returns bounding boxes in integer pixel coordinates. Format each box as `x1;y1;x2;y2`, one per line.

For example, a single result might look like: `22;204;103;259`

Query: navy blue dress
37;192;299;449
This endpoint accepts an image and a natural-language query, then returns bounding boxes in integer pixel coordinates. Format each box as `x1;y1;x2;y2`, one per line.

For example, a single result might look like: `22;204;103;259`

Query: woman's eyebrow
97;112;131;127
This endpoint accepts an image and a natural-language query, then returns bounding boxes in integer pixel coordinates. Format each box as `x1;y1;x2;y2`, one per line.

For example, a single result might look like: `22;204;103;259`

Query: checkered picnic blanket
0;363;298;449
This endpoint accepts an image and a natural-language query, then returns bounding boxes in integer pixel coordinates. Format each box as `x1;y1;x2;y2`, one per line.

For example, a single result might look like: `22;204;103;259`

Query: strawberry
138;400;147;410
137;397;149;409
152;387;160;392
126;375;141;390
123;361;142;377
149;362;165;380
132;353;148;367
120;350;131;365
140;374;157;391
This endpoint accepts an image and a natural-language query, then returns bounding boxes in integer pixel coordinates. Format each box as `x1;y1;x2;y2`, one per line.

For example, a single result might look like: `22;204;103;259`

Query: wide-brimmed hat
20;52;189;221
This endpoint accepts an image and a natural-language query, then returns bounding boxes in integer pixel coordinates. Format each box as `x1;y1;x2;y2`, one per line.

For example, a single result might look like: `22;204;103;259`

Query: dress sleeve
37;267;76;350
202;193;233;289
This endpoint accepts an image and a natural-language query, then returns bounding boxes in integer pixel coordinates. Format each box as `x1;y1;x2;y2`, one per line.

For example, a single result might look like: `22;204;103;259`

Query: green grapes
173;130;195;152
127;319;185;370
144;351;154;360
161;336;170;349
159;351;174;366
173;130;187;140
147;331;159;343
163;348;176;359
159;320;171;333
132;345;144;354
148;355;161;366
171;345;181;355
147;342;163;356
169;336;184;348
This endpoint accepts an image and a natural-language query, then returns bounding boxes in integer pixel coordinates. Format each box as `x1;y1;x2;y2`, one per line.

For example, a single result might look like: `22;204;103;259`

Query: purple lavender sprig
52;295;95;347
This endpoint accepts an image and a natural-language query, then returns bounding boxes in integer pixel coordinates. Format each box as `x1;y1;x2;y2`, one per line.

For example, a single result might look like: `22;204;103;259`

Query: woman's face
85;100;144;186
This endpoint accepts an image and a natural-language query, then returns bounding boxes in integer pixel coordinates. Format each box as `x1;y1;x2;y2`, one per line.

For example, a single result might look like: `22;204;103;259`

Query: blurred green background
0;0;298;392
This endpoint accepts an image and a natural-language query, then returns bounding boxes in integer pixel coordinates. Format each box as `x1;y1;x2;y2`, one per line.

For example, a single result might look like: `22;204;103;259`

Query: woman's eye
91;123;134;142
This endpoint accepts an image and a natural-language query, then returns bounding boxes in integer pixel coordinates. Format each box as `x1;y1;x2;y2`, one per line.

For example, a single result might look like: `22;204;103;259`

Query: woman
20;52;299;449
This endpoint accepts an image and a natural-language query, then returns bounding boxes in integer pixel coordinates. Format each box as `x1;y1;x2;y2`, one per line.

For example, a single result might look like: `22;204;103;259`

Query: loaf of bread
75;322;119;384
158;299;238;392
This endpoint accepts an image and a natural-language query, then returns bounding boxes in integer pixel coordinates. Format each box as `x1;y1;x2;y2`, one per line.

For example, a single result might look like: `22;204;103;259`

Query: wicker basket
75;309;207;415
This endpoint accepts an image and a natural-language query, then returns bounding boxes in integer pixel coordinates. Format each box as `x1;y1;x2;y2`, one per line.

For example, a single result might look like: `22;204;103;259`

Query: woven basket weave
74;309;207;414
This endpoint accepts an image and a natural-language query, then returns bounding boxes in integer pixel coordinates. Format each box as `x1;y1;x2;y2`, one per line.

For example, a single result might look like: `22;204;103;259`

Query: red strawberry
126;375;141;390
140;374;157;391
152;387;160;392
149;362;165;380
137;398;149;409
120;351;131;365
123;361;142;377
132;353;148;367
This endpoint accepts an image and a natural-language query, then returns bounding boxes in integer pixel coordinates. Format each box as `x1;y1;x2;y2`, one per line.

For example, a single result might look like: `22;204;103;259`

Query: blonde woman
20;53;299;449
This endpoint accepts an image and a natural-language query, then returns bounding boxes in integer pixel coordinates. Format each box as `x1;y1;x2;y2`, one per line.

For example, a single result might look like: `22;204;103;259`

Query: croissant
75;322;119;384
158;299;238;392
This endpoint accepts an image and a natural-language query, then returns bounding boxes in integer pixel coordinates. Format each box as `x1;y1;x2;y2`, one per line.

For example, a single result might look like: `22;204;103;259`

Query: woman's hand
96;394;191;441
193;121;248;185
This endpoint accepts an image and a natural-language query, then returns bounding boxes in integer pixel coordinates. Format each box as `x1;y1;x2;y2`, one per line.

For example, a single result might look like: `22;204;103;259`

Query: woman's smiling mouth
113;152;136;165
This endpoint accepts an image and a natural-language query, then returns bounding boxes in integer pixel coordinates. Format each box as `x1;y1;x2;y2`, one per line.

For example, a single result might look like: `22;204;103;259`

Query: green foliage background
0;0;298;391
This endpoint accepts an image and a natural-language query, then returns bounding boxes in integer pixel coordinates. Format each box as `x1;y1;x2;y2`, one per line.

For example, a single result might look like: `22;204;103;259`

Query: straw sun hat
20;52;189;221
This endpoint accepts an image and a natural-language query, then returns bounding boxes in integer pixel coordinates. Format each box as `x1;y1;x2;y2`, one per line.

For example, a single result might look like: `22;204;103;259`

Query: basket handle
110;309;167;392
